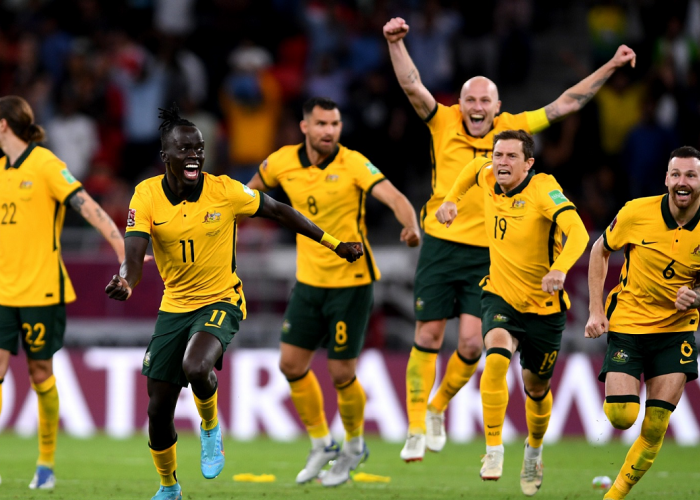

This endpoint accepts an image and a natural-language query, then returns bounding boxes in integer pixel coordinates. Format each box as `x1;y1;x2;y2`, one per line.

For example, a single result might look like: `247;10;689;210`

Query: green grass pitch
0;433;698;499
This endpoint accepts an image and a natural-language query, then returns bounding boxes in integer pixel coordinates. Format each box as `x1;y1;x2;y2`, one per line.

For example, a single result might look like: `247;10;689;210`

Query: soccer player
585;146;700;500
436;130;589;495
105;104;363;500
383;16;635;460
0;95;126;489
247;96;420;486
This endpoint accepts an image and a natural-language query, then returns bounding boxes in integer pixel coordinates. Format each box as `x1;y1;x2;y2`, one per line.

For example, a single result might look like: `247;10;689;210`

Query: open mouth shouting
183;159;200;181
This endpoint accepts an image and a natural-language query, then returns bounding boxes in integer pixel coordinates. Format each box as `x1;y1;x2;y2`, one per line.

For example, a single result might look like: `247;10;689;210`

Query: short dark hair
302;97;338;117
493;129;535;159
158;102;195;145
669;146;700;162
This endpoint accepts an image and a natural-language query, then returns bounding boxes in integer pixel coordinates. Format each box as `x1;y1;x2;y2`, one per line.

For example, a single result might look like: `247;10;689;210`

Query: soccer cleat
425;408;447;452
321;443;369;487
295;440;341;484
480;449;504;481
200;422;225;479
28;466;55;490
520;441;544;496
400;433;426;462
151;483;182;500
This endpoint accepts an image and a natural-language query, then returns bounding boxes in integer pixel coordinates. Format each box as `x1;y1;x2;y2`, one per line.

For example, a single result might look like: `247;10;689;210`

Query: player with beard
105;103;363;500
586;146;700;500
247;97;420;486
382;16;636;461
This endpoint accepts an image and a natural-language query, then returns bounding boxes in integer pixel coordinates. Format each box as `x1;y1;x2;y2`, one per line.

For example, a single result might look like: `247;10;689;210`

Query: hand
610;44;636;69
383;17;409;43
400;227;421;247
144;254;154;263
435;201;457;228
585;310;609;339
336;242;364;263
541;270;566;295
675;285;697;311
105;275;132;301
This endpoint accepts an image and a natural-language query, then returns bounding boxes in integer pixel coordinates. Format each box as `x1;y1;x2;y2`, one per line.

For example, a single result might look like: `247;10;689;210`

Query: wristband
320;232;341;251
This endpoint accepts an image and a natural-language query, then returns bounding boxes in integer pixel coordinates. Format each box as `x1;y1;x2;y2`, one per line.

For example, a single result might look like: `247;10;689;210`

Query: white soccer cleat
480;449;504;481
520;441;543;496
29;466;55;490
425;408;446;452
295;440;341;484
400;432;426;462
321;443;369;487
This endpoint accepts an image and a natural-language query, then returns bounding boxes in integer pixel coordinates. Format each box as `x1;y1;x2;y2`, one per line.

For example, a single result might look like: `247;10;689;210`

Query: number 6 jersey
125;173;262;314
603;194;700;334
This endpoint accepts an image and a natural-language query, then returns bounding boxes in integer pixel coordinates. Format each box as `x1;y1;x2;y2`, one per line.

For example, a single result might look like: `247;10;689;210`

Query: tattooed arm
544;45;637;123
68;189;125;263
383;17;437;120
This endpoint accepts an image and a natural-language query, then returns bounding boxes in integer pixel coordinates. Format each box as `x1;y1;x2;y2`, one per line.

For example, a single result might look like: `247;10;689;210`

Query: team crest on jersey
281;319;291;334
493;314;508;322
203;211;221;224
609;215;618;231
326;174;339;182
692;245;700;258
611;349;629;364
415;297;424;311
143;351;151;367
511;198;526;209
127;208;136;227
19;180;33;189
365;162;382;175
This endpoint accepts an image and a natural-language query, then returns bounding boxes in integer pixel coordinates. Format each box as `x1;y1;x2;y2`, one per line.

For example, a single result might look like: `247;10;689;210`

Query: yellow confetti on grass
232;473;276;482
352;472;391;483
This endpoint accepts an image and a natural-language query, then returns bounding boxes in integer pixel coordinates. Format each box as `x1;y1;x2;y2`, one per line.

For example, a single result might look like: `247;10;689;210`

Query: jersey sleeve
444;157;490;204
603;202;635;252
424;103;452;132
43;157;83;204
258;156;280;189
352;153;386;192
523;108;550;134
225;177;263;217
125;185;153;240
535;176;577;222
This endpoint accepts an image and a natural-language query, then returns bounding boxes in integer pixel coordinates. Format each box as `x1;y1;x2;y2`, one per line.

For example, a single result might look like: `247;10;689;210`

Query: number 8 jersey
603;194;700;334
126;173;262;314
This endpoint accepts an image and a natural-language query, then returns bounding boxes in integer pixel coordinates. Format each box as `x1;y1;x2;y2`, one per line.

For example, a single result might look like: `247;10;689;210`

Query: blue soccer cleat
200;422;225;479
151;483;182;500
28;466;55;490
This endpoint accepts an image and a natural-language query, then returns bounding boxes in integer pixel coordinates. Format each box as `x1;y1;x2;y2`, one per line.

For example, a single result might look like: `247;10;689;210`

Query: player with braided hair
106;103;363;500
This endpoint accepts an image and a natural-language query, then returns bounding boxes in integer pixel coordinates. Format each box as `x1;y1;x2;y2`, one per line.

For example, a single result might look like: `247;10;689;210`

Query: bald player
383;16;636;461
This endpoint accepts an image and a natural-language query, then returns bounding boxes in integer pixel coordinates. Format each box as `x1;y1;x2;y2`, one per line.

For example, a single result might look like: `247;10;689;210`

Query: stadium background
2;0;700;443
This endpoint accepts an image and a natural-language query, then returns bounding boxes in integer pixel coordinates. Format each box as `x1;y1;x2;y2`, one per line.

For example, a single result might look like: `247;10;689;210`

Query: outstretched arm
383;17;436;120
257;193;363;262
105;236;149;301
544;45;636;123
370;180;420;247
69;189;125;263
585;236;612;338
247;172;269;192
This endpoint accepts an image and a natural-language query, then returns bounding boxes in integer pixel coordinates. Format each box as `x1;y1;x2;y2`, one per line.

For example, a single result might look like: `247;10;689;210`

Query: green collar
461;120;494;139
162;173;204;205
661;193;700;231
298;144;339;170
5;142;37;170
494;169;535;197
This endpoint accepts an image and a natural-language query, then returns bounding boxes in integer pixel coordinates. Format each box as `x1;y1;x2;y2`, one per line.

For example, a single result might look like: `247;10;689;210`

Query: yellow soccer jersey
258;144;384;287
603;194;700;333
0;143;82;306
445;157;585;314
422;103;550;246
125;173;262;314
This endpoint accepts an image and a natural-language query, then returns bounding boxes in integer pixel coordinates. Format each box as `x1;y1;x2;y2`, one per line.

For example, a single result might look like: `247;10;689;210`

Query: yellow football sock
150;442;178;487
405;345;438;434
33;375;59;468
429;351;480;413
525;389;552;448
605;400;673;500
289;370;329;439
604;395;640;430
193;388;219;431
480;349;511;446
336;376;366;440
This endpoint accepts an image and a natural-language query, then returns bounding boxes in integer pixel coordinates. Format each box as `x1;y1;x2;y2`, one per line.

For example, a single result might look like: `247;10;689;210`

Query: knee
28;360;53;386
182;357;210;384
604;397;640;430
279;358;306;381
415;321;445;349
524;383;549;401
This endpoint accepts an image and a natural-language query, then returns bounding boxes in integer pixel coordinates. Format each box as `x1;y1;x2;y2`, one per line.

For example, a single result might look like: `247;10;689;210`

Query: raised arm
585;236;612;338
257;193;363;262
370;180;420;247
69;189;125;263
383;17;436;120
105;235;149;301
247;172;269;192
544;45;636;123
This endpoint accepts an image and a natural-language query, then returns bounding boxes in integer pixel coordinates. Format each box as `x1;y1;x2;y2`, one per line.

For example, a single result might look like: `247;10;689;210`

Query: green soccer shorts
0;304;66;360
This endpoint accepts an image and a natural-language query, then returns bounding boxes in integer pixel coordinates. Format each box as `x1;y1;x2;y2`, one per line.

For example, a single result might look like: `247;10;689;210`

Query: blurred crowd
1;0;700;238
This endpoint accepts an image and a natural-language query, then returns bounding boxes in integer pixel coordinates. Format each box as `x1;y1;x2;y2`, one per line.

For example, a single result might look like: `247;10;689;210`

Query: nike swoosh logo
680;359;694;364
486;424;500;428
153;221;168;226
641;239;657;245
286;177;296;181
630;465;648;471
334;345;348;352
